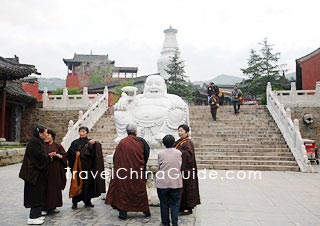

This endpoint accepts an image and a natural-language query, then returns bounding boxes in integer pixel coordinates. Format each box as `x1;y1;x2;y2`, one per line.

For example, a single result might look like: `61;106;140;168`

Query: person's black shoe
118;211;127;220
84;203;94;208
71;204;77;209
118;215;127;220
143;211;151;218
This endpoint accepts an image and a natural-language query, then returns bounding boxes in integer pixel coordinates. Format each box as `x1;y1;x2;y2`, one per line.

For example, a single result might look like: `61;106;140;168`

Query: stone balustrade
61;86;109;150
42;87;101;110
274;81;320;107
266;82;315;173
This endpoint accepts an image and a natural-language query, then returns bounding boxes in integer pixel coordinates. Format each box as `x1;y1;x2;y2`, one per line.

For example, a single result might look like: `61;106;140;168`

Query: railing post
290;82;297;107
62;88;68;108
42;87;48;108
78;110;84;122
82;87;90;108
104;86;109;107
286;108;291;120
68;120;74;131
266;82;272;107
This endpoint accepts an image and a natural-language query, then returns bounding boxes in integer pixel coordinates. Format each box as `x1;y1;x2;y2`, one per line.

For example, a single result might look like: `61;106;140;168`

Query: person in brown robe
67;126;106;209
19;125;49;225
175;124;201;215
106;124;150;220
43;129;67;215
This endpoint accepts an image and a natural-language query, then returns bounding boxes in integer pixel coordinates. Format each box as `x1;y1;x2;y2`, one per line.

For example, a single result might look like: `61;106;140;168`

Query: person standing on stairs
175;125;201;215
209;94;219;121
231;85;243;114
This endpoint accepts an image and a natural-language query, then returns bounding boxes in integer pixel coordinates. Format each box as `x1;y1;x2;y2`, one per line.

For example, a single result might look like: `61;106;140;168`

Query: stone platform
0;163;319;226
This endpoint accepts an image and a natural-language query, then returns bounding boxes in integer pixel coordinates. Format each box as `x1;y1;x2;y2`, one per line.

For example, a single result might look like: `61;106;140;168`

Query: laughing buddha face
143;75;167;98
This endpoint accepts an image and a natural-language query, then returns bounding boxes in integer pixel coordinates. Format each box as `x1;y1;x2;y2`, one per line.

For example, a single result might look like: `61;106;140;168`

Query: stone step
195;151;294;157
196;144;288;148
197;160;298;166
197;164;300;171
193;137;286;142
197;155;295;161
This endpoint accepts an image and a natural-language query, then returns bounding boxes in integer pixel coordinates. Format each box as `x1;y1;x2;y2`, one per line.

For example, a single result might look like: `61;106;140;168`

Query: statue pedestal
106;149;161;206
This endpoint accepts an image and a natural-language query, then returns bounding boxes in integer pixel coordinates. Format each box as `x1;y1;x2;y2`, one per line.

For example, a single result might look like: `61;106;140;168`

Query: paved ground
0;164;319;226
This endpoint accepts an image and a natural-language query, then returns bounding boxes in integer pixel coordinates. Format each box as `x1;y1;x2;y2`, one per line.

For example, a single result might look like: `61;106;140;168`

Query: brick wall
300;53;320;90
291;107;320;147
21;105;79;143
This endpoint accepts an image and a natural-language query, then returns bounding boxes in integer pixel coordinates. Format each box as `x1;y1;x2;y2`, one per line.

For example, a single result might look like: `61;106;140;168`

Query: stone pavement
0;164;320;226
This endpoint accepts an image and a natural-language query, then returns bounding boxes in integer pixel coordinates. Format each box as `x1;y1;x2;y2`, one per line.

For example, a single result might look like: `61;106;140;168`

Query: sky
1;0;319;82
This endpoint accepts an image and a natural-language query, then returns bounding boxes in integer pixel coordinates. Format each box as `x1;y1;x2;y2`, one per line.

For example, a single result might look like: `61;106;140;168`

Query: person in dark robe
67;126;106;209
106;124;150;220
19;125;49;225
43;129;67;215
209;94;219;122
174;124;201;215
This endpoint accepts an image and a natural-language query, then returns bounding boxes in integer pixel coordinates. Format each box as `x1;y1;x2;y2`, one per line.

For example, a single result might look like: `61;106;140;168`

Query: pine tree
259;38;281;80
241;49;262;78
240;38;289;101
165;49;193;102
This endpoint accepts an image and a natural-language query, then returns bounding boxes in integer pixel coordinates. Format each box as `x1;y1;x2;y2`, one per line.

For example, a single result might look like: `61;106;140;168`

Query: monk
67;126;105;209
175;124;201;215
106;124;150;220
43;129;67;215
19;125;49;225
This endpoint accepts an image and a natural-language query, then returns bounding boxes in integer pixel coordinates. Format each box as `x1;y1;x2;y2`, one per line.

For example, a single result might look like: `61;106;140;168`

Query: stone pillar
290;82;297;107
266;82;272;107
286;108;291;120
42;87;48;108
78;110;84;122
68;120;74;131
82;87;90;108
62;88;68;108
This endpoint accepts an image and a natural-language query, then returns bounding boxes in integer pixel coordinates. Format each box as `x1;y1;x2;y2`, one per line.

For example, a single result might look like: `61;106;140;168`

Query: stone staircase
190;105;299;171
89;105;299;171
90;108;117;160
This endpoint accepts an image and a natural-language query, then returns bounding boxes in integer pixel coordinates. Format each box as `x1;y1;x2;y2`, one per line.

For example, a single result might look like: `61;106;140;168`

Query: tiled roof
63;54;114;65
296;48;320;64
5;80;35;102
0;56;38;81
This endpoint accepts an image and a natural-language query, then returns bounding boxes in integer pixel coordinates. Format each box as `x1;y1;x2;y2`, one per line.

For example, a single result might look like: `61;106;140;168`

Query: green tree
240;38;289;101
90;67;113;85
112;79;135;105
114;79;135;96
241;49;261;79
165;49;193;102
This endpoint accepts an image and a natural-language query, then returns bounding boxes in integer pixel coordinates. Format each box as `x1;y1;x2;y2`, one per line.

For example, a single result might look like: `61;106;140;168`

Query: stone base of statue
105;150;161;206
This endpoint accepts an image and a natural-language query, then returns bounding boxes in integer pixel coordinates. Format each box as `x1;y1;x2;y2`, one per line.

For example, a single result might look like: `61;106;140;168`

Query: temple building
0;56;38;142
296;47;320;90
63;53;138;89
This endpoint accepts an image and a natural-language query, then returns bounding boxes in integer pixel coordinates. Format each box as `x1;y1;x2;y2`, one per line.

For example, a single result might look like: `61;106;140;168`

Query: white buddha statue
114;74;189;149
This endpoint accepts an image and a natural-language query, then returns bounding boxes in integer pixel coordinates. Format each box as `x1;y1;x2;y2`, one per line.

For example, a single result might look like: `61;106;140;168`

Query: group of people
19;123;201;226
106;124;201;226
207;82;243;121
19;125;105;225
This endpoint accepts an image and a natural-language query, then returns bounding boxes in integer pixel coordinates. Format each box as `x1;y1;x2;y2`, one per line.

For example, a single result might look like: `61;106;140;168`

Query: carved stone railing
274;81;320;107
61;86;108;150
42;87;101;110
266;82;315;172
